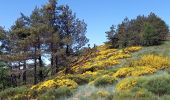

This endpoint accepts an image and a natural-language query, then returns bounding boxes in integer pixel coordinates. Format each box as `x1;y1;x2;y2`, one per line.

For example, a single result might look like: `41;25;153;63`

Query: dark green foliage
0;26;8;54
37;86;73;100
106;91;157;100
0;86;29;99
106;13;169;48
67;75;89;85
93;76;116;87
0;0;89;87
0;61;10;90
143;75;170;96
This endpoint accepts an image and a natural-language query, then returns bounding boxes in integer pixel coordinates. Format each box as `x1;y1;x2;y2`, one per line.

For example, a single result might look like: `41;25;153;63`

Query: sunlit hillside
1;0;170;100
1;41;170;100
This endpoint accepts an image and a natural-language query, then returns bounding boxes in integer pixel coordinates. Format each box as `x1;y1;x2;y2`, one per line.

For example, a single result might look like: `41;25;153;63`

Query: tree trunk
37;37;43;81
66;45;70;56
38;55;43;81
55;56;58;73
23;60;26;85
51;42;55;75
34;47;37;85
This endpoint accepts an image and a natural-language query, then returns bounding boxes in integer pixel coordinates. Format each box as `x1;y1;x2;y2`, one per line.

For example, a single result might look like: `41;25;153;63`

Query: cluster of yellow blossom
113;66;156;78
124;46;142;53
31;79;78;91
31;80;58;91
72;59;120;73
56;70;113;85
81;71;98;77
97;90;110;97
116;78;138;91
55;79;78;89
132;54;170;70
71;45;140;73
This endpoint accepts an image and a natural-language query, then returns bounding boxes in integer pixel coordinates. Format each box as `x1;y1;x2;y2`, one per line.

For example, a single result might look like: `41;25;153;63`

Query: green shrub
67;75;89;85
37;86;73;100
160;95;170;100
106;91;157;100
0;86;29;99
93;75;116;87
143;75;170;96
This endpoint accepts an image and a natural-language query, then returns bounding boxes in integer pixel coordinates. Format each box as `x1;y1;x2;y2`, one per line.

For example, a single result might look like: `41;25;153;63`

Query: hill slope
1;41;170;100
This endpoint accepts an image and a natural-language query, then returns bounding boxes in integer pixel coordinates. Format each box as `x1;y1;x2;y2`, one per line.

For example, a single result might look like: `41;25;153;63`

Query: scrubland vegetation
0;0;170;100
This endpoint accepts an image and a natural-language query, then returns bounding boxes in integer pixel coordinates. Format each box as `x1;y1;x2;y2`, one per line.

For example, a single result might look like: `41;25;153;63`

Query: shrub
66;74;89;85
31;80;58;91
93;75;116;87
143;74;170;96
115;77;138;92
31;79;78;92
0;86;29;99
116;74;170;96
37;86;72;100
107;90;157;100
131;54;170;70
124;46;142;53
160;95;170;100
113;66;156;78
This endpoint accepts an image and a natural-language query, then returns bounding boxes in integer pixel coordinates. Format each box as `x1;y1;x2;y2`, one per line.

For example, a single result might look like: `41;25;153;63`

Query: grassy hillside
1;41;170;100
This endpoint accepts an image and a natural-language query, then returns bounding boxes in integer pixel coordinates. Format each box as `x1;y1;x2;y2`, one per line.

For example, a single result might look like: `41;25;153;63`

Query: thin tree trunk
23;60;27;85
51;42;55;75
34;47;37;85
38;36;43;81
55;56;58;73
66;45;70;56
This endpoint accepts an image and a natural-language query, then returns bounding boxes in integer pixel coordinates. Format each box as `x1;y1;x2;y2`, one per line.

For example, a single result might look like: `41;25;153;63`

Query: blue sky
0;0;170;45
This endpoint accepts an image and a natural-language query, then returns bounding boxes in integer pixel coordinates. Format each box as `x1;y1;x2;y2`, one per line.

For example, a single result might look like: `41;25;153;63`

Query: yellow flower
70;45;142;74
124;46;142;53
31;79;78;91
134;54;170;70
113;66;156;78
116;78;138;91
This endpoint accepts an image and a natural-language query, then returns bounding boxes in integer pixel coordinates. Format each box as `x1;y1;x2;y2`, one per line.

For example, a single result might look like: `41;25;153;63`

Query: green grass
132;40;170;59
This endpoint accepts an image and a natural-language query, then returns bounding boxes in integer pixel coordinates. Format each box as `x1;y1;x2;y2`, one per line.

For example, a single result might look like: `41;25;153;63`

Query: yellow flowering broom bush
113;66;157;78
124;46;142;53
31;79;78;92
116;77;138;92
31;80;58;91
71;45;142;74
131;54;170;70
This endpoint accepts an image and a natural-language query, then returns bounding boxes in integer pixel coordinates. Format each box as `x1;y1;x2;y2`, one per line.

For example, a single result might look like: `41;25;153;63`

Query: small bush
160;95;170;100
116;77;138;92
93;75;116;87
107;90;157;100
31;79;78;92
113;66;156;78
143;74;170;96
0;86;29;99
67;75;89;85
37;86;73;100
